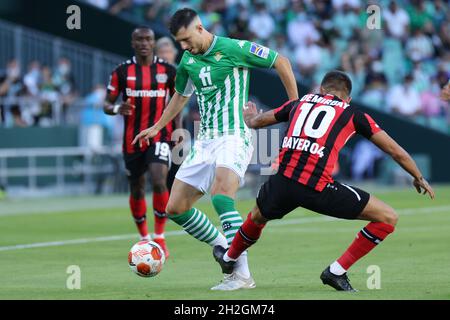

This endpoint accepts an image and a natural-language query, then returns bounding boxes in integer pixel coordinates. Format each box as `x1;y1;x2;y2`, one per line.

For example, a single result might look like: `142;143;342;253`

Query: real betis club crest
214;52;223;61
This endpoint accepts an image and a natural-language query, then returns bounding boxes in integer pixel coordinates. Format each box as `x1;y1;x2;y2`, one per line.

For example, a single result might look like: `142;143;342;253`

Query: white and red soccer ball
128;240;165;277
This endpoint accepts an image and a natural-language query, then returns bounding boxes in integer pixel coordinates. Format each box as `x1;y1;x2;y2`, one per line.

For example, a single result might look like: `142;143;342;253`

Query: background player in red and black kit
104;27;179;258
213;70;435;291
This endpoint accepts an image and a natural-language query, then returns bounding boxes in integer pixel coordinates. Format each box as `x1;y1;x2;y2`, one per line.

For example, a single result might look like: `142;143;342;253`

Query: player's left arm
355;111;435;199
370;131;434;199
273;54;299;101
230;40;298;100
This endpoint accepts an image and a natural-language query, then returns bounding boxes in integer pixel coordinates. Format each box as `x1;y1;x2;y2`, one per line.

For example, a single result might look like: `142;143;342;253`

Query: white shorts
175;134;254;193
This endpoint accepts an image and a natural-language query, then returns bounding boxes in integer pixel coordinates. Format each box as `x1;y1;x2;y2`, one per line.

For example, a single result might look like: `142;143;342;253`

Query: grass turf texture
0;186;449;300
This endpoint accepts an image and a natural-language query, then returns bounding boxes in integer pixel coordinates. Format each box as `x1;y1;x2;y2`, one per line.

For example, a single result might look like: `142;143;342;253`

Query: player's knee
129;177;145;198
382;207;398;226
165;203;176;215
130;186;145;199
211;185;236;198
165;201;188;216
210;184;227;196
210;175;236;197
152;180;167;194
251;207;268;225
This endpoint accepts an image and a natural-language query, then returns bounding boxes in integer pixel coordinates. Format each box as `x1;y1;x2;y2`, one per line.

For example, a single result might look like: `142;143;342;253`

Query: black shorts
123;142;172;180
256;173;370;220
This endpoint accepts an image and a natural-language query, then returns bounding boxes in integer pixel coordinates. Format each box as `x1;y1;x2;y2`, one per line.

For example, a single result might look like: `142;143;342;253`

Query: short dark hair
321;70;352;95
132;26;154;37
133;25;153;33
169;8;198;36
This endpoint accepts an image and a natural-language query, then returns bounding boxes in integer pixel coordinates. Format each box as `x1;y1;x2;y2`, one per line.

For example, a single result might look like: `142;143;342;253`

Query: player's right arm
243;99;296;129
132;56;194;145
103;68;135;116
354;111;435;199
132;92;189;147
104;95;136;116
132;60;193;147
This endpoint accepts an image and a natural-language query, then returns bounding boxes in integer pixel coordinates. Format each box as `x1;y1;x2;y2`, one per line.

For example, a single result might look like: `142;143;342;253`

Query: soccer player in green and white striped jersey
133;8;298;290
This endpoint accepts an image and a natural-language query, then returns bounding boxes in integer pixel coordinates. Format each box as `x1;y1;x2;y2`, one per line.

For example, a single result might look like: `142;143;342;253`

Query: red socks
152;191;169;236
227;213;266;259
228;216;394;271
129;191;169;238
129;196;148;238
337;222;395;270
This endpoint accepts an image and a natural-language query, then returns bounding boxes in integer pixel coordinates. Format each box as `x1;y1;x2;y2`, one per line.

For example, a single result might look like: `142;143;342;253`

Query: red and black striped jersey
274;93;382;191
107;56;176;154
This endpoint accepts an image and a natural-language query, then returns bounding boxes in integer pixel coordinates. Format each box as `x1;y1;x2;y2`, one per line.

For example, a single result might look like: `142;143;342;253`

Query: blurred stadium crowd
1;0;449;133
0;58;76;127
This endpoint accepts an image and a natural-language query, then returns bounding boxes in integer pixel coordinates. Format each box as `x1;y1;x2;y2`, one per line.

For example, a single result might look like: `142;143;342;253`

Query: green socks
170;208;226;247
212;194;244;245
168;196;245;250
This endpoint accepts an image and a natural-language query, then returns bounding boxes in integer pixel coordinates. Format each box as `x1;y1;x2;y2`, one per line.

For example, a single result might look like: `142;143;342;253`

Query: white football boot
211;246;256;291
210;272;256;291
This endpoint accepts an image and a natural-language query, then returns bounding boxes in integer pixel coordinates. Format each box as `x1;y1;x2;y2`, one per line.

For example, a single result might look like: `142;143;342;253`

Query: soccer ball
128;240;165;277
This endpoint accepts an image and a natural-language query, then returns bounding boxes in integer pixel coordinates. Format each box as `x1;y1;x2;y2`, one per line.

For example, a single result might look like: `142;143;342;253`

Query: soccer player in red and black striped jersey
104;27;179;258
213;70;435;291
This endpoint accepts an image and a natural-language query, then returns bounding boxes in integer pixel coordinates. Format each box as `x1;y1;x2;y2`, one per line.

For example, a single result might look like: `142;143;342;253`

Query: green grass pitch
0;186;450;300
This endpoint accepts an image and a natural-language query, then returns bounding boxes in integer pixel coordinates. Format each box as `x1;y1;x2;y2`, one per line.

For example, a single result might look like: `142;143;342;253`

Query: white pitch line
0;205;449;252
0;231;185;252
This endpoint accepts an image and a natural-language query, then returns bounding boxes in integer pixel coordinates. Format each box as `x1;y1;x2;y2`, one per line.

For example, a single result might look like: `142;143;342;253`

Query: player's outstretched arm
370;131;435;199
273;54;299;101
243;101;279;129
132;92;189;147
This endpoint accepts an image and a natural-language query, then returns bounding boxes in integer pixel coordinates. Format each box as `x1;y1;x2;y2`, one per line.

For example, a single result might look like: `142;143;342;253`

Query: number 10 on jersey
292;103;336;139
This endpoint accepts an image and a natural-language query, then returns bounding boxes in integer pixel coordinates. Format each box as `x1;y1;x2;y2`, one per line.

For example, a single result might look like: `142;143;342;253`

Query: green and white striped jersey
175;36;278;140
